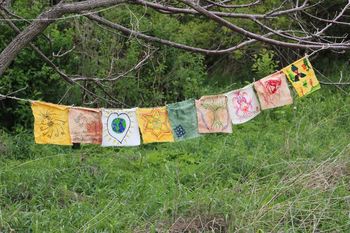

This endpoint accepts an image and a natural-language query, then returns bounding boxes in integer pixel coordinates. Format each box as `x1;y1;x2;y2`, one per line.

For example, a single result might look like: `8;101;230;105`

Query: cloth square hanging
136;107;174;144
68;107;102;144
195;95;232;133
167;99;200;141
225;84;261;124
254;71;293;110
101;108;141;147
282;56;320;97
31;101;72;145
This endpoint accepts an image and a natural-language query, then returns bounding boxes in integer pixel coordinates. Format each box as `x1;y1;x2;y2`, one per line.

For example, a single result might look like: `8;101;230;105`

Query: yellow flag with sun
136;107;174;144
282;57;320;97
31;101;72;145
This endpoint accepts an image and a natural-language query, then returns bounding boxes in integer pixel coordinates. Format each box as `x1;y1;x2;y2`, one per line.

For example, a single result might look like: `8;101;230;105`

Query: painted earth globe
111;118;126;133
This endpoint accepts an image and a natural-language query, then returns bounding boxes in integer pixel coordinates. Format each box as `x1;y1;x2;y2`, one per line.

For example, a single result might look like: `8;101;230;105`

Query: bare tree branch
204;0;262;9
0;0;126;76
71;50;153;82
86;13;268;55
0;10;74;84
131;0;310;19
0;0;350;80
179;0;350;50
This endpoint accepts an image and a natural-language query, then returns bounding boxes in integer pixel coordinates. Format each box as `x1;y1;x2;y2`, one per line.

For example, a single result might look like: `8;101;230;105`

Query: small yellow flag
31;101;72;145
282;57;320;97
136;107;174;144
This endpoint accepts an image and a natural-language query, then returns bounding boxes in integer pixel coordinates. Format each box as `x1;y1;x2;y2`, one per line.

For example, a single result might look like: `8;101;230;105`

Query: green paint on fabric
167;99;200;141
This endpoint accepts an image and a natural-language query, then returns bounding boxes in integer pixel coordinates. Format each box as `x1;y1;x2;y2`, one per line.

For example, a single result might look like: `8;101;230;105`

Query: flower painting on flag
69;107;102;144
101;108;140;147
195;95;232;133
282;57;320;97
225;84;261;124
254;71;293;110
137;107;174;143
31;101;72;145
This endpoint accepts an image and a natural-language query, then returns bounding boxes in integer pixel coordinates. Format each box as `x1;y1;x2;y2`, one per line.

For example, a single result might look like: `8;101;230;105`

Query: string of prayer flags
25;56;322;147
31;101;72;145
68;107;102;144
167;99;200;141
225;84;261;124
254;71;293;110
136;107;174;144
101;108;141;147
195;95;232;133
282;56;320;97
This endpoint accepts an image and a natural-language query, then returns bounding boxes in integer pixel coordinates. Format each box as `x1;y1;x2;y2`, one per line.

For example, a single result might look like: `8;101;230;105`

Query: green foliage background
1;0;348;130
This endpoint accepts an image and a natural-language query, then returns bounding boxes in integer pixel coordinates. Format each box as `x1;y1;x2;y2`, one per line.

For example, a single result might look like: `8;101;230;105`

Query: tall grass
0;86;350;232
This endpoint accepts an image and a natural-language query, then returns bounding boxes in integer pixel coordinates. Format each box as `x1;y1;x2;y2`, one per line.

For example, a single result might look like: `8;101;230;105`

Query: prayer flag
167;99;200;141
282;57;320;97
254;71;293;110
136;107;174;144
225;84;261;124
101;108;141;147
68;107;102;144
31;101;72;145
195;95;232;133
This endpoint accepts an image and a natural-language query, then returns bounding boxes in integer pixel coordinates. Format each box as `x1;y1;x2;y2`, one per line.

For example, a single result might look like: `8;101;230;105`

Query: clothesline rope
1;54;345;106
0;93;33;102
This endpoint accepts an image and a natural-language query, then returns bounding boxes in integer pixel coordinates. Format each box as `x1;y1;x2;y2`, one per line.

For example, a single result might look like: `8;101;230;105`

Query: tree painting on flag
195;95;232;133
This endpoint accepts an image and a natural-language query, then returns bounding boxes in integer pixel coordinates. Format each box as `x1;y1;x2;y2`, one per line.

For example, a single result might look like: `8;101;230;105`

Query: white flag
225;84;261;124
101;108;141;147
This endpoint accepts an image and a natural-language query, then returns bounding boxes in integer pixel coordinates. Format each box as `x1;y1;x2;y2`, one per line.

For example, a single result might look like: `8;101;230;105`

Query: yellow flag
31;101;72;145
282;57;320;97
136;107;174;144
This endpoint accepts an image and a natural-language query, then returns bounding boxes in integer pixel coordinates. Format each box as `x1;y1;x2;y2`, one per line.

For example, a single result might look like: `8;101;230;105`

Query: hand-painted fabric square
101;108;141;147
254;71;293;110
167;99;200;141
68;107;102;144
282;57;320;97
225;84;261;124
195;95;232;133
31;101;72;145
136;107;174;144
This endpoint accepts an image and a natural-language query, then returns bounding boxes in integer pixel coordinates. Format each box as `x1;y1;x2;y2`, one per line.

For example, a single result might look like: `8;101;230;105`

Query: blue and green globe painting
111;118;126;134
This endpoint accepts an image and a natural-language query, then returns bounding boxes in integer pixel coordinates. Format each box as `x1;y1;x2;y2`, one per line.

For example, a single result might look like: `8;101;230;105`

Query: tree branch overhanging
85;13;269;55
0;0;350;79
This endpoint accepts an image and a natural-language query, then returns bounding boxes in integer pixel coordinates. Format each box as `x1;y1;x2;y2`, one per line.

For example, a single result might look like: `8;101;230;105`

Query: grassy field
1;87;350;232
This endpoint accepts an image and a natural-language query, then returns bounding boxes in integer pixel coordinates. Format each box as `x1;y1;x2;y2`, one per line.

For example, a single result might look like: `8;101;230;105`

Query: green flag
167;99;200;141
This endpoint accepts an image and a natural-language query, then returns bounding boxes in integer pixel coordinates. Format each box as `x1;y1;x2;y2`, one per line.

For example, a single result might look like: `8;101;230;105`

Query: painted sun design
39;110;66;138
141;109;171;139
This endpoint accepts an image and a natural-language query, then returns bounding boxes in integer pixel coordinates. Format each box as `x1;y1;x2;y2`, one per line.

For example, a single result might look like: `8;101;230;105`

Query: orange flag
68;107;102;144
136;107;174;144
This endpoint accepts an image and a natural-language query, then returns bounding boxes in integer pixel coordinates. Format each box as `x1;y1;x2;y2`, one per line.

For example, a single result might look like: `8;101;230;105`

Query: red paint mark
265;79;281;94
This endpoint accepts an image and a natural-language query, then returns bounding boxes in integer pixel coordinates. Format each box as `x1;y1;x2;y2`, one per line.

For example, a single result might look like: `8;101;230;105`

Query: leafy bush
252;49;279;78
